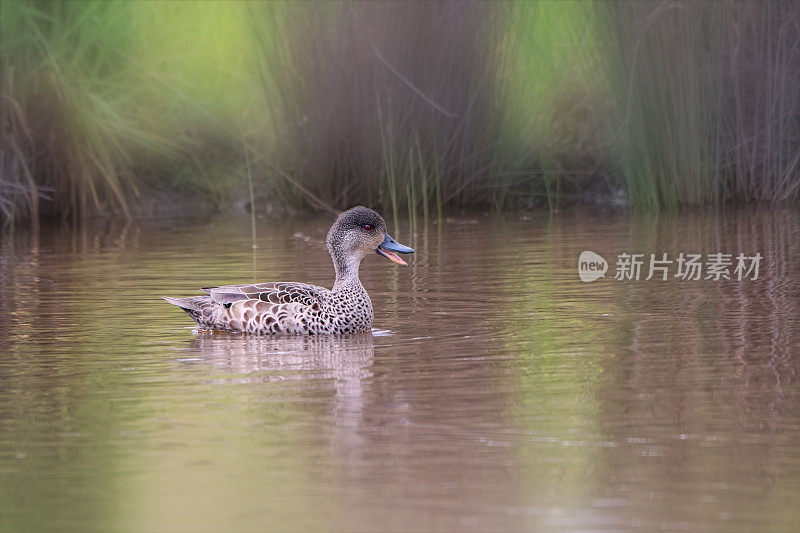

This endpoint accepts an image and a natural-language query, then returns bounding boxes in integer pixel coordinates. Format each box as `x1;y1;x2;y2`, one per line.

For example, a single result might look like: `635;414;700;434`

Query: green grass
0;0;264;224
1;0;797;226
493;1;606;206
599;0;800;209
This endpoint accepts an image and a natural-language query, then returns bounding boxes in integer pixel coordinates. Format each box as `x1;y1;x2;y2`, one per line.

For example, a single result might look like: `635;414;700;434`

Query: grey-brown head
326;206;414;270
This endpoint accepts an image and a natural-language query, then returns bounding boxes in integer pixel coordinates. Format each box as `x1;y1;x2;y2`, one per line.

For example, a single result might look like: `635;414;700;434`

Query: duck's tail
163;296;205;311
163;295;219;326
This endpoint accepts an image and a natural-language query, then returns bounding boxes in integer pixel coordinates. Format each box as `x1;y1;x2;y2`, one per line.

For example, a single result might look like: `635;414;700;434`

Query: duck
163;206;414;335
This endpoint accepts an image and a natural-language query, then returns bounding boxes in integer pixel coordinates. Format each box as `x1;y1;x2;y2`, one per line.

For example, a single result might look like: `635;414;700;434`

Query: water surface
1;209;798;532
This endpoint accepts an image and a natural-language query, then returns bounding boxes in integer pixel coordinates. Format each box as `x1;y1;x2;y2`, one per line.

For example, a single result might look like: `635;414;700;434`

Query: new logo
578;251;608;282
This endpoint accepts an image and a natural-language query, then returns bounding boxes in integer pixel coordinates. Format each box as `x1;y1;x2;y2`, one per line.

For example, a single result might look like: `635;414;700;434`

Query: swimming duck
163;206;414;334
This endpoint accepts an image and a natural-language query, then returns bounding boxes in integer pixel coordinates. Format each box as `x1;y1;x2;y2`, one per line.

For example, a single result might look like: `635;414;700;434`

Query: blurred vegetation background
1;0;798;226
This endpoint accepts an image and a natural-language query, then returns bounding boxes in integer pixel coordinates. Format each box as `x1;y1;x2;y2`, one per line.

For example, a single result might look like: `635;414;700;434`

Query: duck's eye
364;224;372;230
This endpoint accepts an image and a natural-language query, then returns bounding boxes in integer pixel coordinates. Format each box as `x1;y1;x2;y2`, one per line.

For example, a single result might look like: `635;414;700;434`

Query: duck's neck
331;252;364;292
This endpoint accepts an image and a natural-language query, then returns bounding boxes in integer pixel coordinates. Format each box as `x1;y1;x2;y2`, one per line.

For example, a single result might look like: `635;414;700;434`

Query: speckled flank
176;282;373;335
163;206;408;335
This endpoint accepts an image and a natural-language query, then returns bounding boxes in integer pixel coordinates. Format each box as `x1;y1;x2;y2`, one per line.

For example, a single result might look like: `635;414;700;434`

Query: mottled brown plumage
163;206;413;334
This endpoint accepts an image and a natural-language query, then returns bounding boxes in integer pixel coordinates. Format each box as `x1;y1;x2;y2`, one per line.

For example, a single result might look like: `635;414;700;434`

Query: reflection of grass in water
594;209;800;530
486;217;616;501
0;220;340;532
492;210;800;526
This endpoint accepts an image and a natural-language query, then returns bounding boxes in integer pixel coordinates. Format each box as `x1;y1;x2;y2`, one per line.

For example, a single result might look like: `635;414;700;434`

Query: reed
599;0;799;208
1;0;797;226
246;0;506;216
0;0;263;224
1;0;140;222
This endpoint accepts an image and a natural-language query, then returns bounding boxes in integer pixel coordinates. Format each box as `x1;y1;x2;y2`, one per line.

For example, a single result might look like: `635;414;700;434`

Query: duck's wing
201;282;328;307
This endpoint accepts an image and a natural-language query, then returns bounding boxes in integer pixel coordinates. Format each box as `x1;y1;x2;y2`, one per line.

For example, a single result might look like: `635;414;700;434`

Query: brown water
1;209;799;533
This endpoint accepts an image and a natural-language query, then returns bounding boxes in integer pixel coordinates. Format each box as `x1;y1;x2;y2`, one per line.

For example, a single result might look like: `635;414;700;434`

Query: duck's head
326;206;414;266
